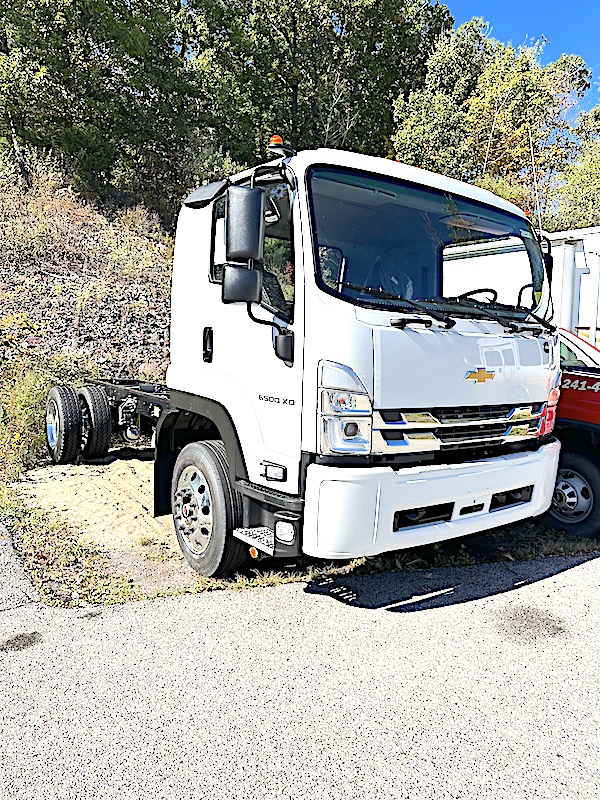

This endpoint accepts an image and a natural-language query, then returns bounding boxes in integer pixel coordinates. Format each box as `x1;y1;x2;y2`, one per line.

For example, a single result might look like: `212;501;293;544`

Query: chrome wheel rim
550;468;593;523
46;399;59;449
173;466;213;555
80;401;91;450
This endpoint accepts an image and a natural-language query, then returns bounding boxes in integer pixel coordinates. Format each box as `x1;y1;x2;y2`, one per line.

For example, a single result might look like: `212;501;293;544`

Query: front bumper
302;439;560;558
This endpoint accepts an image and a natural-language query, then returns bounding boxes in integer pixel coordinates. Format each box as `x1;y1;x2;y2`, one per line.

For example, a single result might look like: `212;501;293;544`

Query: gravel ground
0;525;599;800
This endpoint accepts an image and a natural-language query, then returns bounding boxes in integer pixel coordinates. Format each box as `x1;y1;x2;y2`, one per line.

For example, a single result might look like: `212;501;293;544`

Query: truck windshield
308;166;546;318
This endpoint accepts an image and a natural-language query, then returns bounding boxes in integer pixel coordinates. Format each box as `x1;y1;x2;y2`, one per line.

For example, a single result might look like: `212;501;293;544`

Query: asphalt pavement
0;523;599;800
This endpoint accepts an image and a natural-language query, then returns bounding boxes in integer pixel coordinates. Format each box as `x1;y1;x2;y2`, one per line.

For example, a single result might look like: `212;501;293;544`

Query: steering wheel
458;288;498;303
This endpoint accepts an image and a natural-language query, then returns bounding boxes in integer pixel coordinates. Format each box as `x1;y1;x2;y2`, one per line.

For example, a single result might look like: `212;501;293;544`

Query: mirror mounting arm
246;302;284;336
249;162;296;191
246;303;294;364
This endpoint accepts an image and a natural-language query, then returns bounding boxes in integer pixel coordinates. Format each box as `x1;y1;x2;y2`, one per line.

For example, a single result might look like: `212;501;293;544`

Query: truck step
233;526;275;556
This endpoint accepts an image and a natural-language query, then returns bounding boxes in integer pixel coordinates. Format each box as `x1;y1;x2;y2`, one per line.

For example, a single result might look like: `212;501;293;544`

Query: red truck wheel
542;451;600;538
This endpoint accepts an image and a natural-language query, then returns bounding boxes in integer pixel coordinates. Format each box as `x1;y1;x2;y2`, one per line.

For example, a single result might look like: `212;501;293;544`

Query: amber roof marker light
268;134;296;158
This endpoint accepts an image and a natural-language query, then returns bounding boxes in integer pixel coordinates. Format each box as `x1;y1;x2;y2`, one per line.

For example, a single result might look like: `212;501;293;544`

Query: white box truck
46;141;561;576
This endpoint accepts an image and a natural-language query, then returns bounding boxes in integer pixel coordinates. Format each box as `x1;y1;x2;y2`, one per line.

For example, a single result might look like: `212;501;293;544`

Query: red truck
542;329;600;537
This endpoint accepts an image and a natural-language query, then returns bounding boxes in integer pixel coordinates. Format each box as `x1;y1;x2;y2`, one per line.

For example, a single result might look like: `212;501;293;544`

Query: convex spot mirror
538;234;553;284
226;185;266;263
275;331;294;363
542;252;553;284
222;265;263;304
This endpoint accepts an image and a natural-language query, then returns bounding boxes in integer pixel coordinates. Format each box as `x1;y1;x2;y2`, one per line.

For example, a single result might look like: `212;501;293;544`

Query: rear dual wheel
45;384;111;463
79;385;111;459
46;386;81;464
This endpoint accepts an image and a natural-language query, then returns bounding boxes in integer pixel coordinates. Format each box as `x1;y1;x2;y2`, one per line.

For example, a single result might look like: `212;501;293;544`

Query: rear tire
45;386;81;464
171;441;247;577
540;450;600;538
78;385;112;459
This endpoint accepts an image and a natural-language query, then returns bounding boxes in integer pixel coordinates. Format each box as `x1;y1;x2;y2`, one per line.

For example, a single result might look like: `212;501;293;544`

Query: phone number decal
562;377;600;392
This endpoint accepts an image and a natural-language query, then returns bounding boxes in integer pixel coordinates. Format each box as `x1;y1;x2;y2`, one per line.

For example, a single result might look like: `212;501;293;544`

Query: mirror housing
275;331;294;363
226;185;265;263
538;234;553;284
222;265;263;304
542;252;553;284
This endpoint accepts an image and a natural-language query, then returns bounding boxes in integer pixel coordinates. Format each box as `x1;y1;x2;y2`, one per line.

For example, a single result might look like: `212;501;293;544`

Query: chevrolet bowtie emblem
465;368;496;383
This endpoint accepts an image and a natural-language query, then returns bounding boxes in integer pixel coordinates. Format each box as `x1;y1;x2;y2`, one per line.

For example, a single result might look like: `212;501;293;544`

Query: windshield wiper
447;296;556;334
515;306;556;333
341;282;455;328
445;297;521;332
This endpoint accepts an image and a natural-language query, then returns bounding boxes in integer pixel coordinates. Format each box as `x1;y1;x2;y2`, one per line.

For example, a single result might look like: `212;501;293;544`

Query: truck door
209;177;303;493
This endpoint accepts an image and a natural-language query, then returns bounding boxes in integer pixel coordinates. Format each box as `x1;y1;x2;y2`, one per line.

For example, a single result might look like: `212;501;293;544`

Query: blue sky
447;1;600;112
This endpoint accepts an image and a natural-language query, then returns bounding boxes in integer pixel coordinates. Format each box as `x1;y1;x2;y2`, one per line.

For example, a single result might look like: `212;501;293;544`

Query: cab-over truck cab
155;145;561;576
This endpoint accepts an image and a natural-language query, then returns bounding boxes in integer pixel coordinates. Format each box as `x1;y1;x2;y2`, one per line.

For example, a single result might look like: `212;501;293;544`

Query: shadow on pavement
304;553;599;611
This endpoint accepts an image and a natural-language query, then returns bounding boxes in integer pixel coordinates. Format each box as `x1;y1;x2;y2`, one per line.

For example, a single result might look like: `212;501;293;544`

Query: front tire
541;450;600;538
171;441;247;577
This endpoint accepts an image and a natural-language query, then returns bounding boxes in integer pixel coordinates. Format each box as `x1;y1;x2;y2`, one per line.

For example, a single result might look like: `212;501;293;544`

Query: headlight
321;389;371;416
318;361;372;454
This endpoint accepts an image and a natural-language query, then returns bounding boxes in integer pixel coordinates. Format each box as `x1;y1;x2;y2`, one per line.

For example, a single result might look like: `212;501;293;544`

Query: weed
0;486;140;607
0;352;98;482
3;477;599;609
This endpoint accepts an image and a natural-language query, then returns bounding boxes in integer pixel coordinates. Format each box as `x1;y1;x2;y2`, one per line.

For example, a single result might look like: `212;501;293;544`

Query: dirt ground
17;449;202;594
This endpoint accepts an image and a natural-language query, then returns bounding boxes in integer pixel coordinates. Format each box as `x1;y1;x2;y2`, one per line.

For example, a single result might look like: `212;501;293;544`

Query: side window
210;182;294;321
560;342;586;368
262;182;294;321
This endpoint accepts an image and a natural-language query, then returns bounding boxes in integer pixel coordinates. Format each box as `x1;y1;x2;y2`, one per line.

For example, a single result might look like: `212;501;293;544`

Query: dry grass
2;477;598;609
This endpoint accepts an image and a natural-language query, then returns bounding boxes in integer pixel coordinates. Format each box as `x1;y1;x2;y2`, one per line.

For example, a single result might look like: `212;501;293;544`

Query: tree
553;112;600;230
392;19;591;218
0;1;202;215
392;18;493;177
193;0;452;165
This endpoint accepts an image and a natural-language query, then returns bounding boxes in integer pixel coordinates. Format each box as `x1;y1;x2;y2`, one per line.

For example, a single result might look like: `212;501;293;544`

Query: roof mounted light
268;134;295;158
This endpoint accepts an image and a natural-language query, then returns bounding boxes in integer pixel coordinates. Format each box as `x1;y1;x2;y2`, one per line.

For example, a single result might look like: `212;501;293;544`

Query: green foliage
553;140;600;230
0;0;202;216
198;0;452;163
0;352;96;482
0;0;453;211
393;19;591;218
0;2;598;228
475;175;533;211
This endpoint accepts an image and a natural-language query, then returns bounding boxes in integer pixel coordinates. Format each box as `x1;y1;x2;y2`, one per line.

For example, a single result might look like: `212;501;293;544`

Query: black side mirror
226;185;265;263
275;331;294;363
542;252;553;284
538;234;553;284
222;265;263;304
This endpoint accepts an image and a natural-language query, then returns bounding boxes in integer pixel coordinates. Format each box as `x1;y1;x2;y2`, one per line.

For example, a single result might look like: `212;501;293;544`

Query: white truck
45;141;562;576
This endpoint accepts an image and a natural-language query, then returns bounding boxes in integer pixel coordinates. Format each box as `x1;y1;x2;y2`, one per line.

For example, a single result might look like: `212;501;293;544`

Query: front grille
382;423;508;446
374;402;543;454
379;403;543;426
380;404;519;424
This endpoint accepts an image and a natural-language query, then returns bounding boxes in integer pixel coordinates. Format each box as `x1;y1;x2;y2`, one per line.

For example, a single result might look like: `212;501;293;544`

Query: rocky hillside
0;167;173;379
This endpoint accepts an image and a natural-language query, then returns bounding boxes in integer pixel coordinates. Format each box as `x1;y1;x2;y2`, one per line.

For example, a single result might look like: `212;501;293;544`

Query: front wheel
540;450;600;539
171;441;247;577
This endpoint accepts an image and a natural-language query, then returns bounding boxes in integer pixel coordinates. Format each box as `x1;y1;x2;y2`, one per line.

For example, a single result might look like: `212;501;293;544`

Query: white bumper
302;440;560;559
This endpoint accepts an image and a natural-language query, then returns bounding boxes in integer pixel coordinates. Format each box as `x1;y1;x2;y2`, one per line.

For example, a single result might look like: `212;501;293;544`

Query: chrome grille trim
373;403;544;453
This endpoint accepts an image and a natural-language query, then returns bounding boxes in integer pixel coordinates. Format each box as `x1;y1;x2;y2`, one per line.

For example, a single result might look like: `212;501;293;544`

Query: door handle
203;327;213;363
